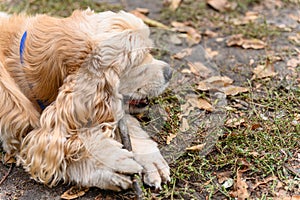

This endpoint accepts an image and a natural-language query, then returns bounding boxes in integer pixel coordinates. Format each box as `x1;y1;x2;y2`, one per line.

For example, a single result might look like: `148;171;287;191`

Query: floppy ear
19;67;122;186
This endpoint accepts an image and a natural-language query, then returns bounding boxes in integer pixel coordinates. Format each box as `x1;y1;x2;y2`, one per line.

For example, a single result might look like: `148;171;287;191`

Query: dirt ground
1;0;300;199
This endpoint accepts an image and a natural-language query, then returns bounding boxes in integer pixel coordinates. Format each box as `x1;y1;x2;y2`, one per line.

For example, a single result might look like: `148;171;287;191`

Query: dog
0;9;171;191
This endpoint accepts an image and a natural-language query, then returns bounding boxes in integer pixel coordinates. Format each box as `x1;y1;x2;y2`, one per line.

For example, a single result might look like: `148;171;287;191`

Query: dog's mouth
128;97;149;108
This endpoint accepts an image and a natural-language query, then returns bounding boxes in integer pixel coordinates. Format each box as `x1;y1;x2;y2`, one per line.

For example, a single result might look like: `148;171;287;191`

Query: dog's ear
86;11;153;75
19;126;66;186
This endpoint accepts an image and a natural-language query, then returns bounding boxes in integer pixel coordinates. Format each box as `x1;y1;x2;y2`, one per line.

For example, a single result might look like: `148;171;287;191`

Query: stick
0;163;13;185
118;117;143;200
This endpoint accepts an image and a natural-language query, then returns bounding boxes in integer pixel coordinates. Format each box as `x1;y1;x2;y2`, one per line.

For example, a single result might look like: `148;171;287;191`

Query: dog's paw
134;151;170;189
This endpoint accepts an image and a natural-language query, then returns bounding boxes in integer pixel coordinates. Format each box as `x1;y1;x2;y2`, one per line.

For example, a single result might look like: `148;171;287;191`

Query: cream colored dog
0;9;171;191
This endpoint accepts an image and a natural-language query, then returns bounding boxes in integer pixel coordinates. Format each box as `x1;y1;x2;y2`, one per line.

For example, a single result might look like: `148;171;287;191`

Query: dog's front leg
19;71;142;190
124;114;170;189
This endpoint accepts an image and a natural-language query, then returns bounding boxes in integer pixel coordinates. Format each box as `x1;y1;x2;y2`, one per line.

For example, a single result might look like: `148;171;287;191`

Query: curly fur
0;9;171;190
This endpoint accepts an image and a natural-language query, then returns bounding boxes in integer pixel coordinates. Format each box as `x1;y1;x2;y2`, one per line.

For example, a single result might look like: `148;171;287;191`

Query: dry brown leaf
197;98;213;112
206;0;233;12
179;118;190;132
288;34;300;45
225;117;245;128
242;38;266;49
186;143;206;151
61;186;89;200
197;76;233;91
171;21;201;46
166;133;177;144
252;60;277;79
204;29;218;38
135;7;149;14
169;0;182;11
186;28;201;46
231;11;259;25
221;85;249;96
187;97;213;112
205;47;219;58
216;171;232;184
172;48;193;60
287;57;300;68
230;170;250;199
252;176;278;190
226;34;266;49
187;62;212;77
130;10;169;30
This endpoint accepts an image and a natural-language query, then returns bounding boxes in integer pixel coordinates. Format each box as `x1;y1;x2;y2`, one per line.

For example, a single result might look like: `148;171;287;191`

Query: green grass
0;0;122;16
1;0;300;199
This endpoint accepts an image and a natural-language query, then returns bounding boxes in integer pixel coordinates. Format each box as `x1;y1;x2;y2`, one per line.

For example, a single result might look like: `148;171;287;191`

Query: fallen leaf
221;85;249;96
169;34;183;45
206;0;233;12
187;62;212;77
204;29;218;38
205;47;219;58
231;11;260;25
249;151;260;157
251;123;262;130
226;34;266;49
252;176;278;190
186;143;206;151
217;171;232;184
169;0;182;11
172;48;193;59
242;38;267;49
197;76;233;91
252;60;277;79
230;170;250;199
135;7;149;14
130;10;169;30
288;34;300;45
188;97;213;112
225;117;245;128
179;118;190;132
186;28;201;46
287;57;300;68
61;186;89;200
171;21;201;46
166;133;177;144
197;98;213;111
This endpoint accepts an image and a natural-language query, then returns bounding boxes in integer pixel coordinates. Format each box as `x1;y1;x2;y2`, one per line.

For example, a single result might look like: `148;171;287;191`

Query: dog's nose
163;66;173;81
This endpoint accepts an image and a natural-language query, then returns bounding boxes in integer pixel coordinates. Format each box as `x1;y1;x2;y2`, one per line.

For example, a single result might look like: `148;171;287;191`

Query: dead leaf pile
171;21;201;46
197;76;249;96
226;34;266;49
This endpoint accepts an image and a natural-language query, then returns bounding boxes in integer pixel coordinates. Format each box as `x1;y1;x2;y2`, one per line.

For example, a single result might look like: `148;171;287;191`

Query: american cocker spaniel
0;9;171;191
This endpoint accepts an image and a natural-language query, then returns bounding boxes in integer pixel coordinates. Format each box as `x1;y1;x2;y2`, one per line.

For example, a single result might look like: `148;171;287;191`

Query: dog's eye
137;88;141;92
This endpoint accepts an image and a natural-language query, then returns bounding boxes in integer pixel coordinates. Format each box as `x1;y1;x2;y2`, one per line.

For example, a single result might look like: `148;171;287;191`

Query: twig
0;163;13;185
118;117;144;200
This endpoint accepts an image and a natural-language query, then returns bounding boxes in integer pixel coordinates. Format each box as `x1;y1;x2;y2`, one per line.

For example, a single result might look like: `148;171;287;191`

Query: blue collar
20;31;27;64
19;31;47;111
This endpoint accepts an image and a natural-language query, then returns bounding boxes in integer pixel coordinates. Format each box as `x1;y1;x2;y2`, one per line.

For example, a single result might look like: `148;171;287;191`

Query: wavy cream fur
0;9;170;190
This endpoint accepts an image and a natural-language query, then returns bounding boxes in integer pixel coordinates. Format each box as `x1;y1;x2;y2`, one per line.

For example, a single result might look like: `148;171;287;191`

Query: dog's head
84;10;172;112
